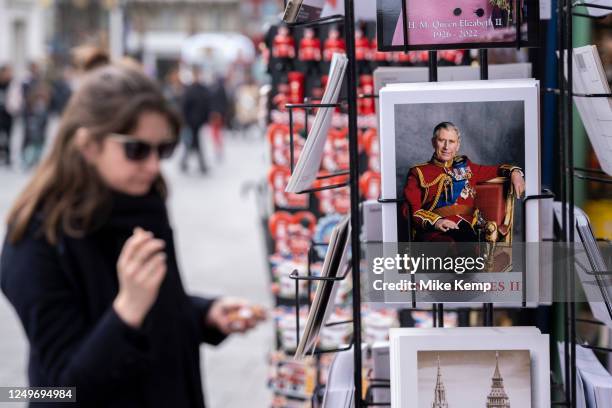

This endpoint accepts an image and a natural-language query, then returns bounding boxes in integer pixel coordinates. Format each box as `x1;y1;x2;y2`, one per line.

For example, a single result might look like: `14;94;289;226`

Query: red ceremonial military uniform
402;155;520;240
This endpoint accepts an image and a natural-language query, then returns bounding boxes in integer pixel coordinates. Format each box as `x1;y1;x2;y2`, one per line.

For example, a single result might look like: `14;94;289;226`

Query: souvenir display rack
263;1;612;407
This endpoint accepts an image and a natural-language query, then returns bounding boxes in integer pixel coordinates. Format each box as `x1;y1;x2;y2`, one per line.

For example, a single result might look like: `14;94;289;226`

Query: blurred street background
0;0;284;406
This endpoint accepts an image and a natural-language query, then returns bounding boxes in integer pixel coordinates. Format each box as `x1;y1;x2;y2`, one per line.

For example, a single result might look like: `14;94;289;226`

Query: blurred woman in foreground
1;63;265;407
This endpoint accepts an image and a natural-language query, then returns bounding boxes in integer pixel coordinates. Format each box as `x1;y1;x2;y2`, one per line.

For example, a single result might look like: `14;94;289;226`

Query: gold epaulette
410;162;429;170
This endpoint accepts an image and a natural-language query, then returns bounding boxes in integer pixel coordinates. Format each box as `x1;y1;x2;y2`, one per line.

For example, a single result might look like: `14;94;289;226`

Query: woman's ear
74;128;99;164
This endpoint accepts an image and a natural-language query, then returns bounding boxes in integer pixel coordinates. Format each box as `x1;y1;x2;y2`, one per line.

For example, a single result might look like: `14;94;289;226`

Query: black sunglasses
109;133;177;161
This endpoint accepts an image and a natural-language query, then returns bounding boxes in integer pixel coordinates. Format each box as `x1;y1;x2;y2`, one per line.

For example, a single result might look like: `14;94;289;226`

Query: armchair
475;177;516;272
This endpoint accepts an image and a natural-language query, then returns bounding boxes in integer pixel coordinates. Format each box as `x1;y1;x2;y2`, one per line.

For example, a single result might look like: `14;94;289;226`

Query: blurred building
0;0;278;78
0;0;48;75
123;0;242;78
51;0;110;62
122;0;280;78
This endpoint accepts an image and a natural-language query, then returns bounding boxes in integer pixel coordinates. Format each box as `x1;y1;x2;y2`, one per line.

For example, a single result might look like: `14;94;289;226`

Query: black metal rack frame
556;1;612;408
281;4;366;405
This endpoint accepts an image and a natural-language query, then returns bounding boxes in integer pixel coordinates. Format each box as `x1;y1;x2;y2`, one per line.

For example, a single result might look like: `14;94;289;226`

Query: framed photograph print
417;350;532;408
389;328;550;408
371;326;542;404
378;79;541;244
376;0;540;51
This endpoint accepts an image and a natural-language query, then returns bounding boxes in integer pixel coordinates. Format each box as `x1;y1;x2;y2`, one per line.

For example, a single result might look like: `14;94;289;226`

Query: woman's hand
113;227;167;329
205;298;267;335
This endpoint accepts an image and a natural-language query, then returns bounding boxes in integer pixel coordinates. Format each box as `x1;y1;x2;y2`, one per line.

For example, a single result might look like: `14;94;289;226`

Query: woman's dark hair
72;45;110;72
7;64;181;244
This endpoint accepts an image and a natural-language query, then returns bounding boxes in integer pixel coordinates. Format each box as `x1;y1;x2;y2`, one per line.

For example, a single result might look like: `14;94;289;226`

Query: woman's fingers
114;228;168;329
222;298;247;314
136;252;167;284
132;238;166;267
206;299;268;335
250;305;267;321
228;320;247;333
120;238;165;280
146;259;167;289
120;228;152;263
226;304;268;334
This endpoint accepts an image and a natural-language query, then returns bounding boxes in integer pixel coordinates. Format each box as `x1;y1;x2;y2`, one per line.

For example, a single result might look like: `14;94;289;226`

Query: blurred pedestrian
234;72;260;137
163;66;184;112
0;65;14;166
209;74;228;162
50;66;73;116
21;62;51;169
0;64;266;407
181;66;210;173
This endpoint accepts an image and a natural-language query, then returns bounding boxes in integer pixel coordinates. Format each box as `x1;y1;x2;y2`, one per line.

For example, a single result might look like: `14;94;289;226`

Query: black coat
0;190;226;407
0;81;13;128
208;82;228;117
182;83;211;130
